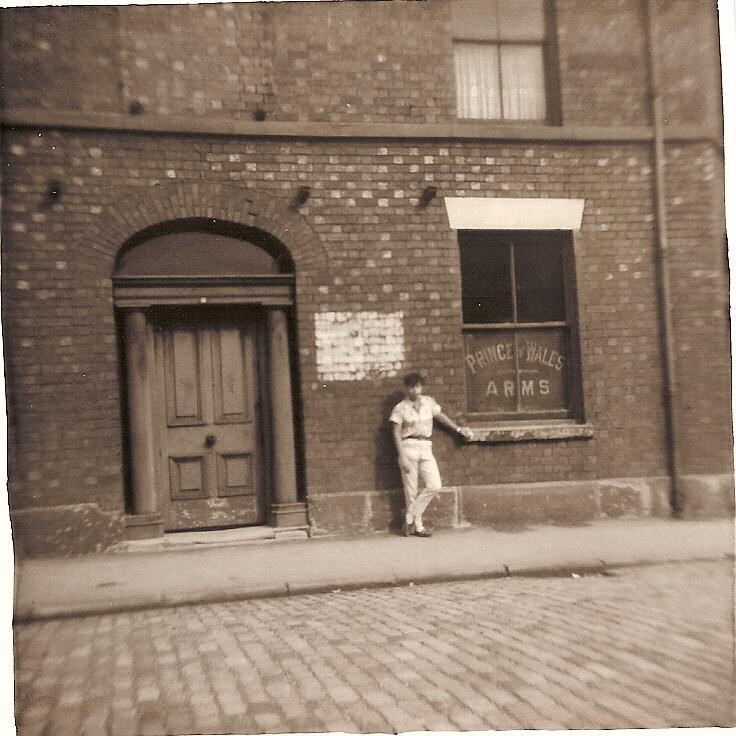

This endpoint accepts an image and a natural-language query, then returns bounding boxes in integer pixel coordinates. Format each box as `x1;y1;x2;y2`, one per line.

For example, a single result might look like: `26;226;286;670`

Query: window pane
514;233;566;323
451;0;499;41
498;0;545;41
464;328;570;415
459;232;512;323
464;329;518;413
500;44;546;120
454;42;502;120
516;328;569;411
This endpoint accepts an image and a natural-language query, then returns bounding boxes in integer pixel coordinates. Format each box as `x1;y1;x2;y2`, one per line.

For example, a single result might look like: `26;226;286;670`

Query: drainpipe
644;0;681;515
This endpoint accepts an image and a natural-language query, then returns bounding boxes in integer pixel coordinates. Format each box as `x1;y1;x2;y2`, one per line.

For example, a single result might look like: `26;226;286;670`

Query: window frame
459;229;584;424
452;0;561;125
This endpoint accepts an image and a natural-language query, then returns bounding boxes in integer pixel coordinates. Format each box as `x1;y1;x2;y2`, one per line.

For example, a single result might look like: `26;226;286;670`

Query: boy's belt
404;435;431;440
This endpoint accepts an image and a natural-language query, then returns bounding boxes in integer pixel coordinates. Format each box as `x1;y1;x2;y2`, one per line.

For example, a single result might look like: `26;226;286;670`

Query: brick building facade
1;0;731;557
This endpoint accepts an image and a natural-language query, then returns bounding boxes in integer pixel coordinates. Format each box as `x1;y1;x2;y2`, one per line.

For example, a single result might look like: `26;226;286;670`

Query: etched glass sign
464;329;568;414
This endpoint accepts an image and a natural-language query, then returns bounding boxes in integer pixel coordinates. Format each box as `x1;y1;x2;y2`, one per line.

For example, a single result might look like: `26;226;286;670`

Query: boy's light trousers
399;438;442;521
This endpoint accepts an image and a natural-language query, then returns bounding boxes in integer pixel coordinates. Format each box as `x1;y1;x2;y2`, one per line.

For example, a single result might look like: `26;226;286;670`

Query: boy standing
389;372;472;537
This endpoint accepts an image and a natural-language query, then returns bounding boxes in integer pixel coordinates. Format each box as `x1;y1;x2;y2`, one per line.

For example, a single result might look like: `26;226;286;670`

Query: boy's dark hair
403;372;425;388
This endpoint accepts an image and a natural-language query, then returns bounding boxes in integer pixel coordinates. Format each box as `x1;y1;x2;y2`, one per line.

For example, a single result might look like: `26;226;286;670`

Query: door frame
114;274;298;537
113;274;294;309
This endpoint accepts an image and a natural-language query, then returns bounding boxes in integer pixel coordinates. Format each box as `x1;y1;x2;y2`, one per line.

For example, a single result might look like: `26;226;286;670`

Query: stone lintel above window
444;196;585;231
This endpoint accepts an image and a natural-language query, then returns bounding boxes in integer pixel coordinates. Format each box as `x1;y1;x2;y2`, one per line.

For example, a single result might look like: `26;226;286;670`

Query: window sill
465;423;594;443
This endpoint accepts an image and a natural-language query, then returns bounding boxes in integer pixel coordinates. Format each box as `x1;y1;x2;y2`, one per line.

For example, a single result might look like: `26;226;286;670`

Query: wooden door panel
212;326;250;424
163;328;207;427
168;455;207;500
217;452;255;497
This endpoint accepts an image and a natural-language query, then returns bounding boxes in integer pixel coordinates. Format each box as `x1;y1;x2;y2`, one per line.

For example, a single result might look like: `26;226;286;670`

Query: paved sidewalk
14;517;734;621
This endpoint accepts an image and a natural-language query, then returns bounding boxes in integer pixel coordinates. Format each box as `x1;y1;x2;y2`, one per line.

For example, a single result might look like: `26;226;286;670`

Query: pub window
459;230;581;421
452;0;555;122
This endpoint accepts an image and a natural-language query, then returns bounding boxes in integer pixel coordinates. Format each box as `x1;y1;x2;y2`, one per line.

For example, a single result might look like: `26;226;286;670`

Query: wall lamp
417;186;438;208
290;186;311;210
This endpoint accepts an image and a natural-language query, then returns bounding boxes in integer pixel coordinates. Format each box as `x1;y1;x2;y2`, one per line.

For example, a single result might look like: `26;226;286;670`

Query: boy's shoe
413;528;432;537
402;519;413;537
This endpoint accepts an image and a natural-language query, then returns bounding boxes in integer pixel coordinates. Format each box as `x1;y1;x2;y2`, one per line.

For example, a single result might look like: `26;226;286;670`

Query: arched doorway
113;220;306;537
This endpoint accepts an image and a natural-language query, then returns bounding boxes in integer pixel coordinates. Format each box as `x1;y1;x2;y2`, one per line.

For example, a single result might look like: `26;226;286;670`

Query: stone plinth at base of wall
307;475;732;535
10;503;124;558
677;474;735;517
307;488;460;536
461;477;672;525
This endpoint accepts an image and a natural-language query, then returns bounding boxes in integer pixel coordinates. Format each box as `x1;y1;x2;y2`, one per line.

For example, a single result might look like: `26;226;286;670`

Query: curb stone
13;553;732;624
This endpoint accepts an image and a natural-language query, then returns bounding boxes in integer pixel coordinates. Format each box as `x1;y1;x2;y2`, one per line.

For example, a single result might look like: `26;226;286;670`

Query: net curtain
454;42;546;120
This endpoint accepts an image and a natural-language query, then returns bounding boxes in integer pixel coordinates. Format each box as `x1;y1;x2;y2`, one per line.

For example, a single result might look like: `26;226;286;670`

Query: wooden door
153;311;264;531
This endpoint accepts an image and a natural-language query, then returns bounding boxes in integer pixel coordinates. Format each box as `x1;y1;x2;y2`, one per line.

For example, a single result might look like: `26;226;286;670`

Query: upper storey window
452;0;550;121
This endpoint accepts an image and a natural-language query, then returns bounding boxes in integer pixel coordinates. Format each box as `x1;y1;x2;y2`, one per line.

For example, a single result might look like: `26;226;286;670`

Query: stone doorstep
111;525;305;554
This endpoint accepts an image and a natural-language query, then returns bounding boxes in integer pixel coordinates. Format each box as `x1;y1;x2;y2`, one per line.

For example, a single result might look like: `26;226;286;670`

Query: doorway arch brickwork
84;182;329;276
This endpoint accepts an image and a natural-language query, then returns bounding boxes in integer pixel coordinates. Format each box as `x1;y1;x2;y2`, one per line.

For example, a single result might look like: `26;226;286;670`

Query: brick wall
0;6;122;113
1;1;456;125
556;0;651;126
5;130;710;511
2;132;123;511
665;143;731;475
0;0;729;548
1;1;720;128
118;4;276;120
654;0;722;129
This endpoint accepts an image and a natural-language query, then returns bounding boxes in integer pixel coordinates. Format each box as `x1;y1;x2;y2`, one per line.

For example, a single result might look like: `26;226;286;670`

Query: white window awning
444;197;585;230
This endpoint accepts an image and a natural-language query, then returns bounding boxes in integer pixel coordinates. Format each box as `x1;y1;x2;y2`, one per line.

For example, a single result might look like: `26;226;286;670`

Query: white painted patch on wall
314;311;405;381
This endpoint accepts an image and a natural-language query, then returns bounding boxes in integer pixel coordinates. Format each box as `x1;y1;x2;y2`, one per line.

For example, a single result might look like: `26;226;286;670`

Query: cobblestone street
14;559;735;735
